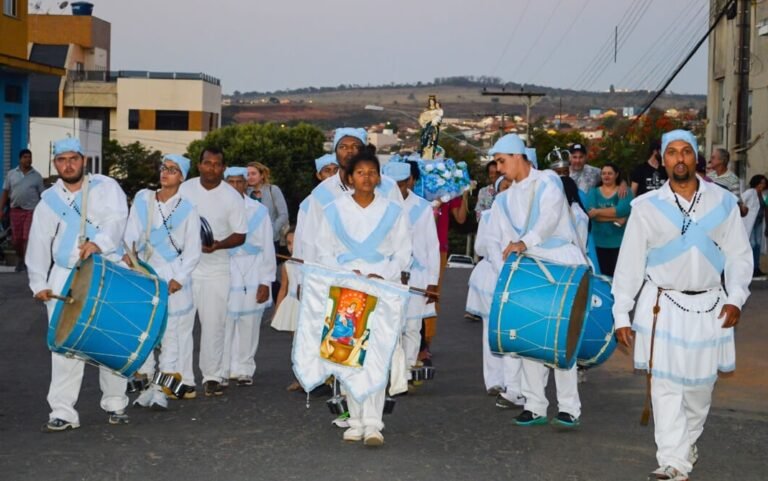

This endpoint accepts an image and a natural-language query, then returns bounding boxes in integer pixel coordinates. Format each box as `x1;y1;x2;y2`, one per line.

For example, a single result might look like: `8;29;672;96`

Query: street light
363;104;487;155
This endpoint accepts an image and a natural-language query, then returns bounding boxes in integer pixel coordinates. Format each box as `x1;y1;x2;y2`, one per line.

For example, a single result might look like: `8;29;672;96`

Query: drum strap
641;286;664;426
142;192;156;262
77;174;90;247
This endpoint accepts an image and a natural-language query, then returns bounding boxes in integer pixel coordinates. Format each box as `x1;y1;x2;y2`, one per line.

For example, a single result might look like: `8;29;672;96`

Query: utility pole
480;89;546;145
734;0;751;179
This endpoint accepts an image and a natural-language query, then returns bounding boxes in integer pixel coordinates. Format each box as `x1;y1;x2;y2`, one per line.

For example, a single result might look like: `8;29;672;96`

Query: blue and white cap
525;147;538;169
224;166;248;179
661;129;698;157
163;154;191;179
314;153;338;173
382;161;411;181
488;134;526;156
333;128;367;150
53;138;83;157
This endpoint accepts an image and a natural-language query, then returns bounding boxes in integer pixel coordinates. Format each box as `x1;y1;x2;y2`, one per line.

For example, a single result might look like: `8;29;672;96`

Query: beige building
706;0;768;181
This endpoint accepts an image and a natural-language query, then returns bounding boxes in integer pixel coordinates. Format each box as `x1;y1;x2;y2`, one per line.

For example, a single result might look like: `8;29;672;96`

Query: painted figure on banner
321;288;377;367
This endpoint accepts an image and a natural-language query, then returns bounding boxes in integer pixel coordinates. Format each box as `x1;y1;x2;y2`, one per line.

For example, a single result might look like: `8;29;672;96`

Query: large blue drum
48;254;168;377
577;274;617;368
489;254;592;369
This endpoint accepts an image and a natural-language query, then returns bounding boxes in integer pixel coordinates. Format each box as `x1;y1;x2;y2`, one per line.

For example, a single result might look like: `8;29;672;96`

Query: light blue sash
312;183;336;208
42;178;103;267
498;181;569;249
647;195;731;273
135;194;193;262
324;201;402;264
230;205;268;257
408;198;430;226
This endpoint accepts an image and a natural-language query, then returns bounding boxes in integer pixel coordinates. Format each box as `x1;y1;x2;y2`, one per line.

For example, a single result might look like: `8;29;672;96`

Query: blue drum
489;254;592;369
48;254;168;377
577;274;617;368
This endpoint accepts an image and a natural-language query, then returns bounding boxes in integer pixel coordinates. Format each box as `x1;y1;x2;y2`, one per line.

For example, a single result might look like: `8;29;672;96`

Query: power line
528;0;592;82
510;0;568;77
490;0;532;77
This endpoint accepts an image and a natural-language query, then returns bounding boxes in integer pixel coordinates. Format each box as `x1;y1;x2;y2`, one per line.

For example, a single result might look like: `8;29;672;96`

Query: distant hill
223;76;705;127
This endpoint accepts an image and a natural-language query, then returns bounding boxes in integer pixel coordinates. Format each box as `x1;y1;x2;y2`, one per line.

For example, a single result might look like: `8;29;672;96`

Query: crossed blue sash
42;179;103;267
498;180;569;249
408;197;430;226
647;195;731;273
324;201;402;264
135;193;193;261
312;183;336;208
230;205;268;257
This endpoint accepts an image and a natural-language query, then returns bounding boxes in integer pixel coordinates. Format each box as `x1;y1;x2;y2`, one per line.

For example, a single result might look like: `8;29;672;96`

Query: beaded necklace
670;180;701;235
156;192;182;255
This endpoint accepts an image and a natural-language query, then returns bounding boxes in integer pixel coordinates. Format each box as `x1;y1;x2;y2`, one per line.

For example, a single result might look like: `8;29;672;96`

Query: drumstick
277;255;440;299
50;294;75;304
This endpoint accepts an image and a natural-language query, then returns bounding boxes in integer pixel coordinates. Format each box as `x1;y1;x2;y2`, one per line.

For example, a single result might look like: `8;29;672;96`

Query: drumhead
54;258;93;346
565;273;591;361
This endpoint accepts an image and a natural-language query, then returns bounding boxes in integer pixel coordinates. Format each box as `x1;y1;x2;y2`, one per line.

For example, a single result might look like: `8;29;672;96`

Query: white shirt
315;193;411;282
403;190;440;287
229;196;276;287
26;174;128;295
179;178;247;276
485;169;585;274
123;189;201;286
296;171;403;263
611;177;753;329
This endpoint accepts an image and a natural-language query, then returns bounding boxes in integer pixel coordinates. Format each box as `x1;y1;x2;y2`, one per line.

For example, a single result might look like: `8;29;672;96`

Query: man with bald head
613;130;752;480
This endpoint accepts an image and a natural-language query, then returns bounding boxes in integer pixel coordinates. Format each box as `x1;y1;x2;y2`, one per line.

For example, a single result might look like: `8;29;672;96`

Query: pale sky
84;0;709;95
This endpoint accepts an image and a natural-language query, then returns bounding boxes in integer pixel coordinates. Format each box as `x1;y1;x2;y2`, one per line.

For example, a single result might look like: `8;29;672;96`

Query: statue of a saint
418;95;443;160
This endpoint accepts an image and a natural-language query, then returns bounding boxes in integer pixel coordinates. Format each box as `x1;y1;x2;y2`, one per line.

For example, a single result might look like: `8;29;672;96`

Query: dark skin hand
256;284;270;304
616;327;634;348
202;233;246;254
425;284;438;304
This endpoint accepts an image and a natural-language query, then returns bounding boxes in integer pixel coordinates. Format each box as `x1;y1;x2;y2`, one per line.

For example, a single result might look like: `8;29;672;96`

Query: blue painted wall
0;72;30;188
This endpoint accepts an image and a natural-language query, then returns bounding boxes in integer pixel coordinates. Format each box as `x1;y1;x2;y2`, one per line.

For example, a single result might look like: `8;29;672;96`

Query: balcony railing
68;70;220;86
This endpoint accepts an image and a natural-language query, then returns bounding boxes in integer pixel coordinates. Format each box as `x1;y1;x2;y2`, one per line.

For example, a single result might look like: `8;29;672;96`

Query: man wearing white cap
381;160;440;379
295;128;402;262
124;154;202;407
26;138;130;431
613;129;752;480
314;153;339;183
179;147;247;397
484;134;585;428
221;167;275;386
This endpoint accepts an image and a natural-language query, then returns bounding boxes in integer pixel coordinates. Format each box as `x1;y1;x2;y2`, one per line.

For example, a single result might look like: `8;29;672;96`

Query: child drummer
26;138;131;431
124;154;202;408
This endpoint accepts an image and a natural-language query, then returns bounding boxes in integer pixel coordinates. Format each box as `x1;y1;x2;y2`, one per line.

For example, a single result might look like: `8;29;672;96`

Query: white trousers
346;387;385;431
192;274;230;383
137;309;195;385
483;316;523;397
45;265;128;423
221;310;264;379
402;317;422;375
652;377;714;476
521;359;581;418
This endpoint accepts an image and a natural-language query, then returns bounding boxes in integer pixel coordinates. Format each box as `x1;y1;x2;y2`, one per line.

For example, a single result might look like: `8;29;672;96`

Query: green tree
104;139;163;199
529;124;586;169
186;122;325;219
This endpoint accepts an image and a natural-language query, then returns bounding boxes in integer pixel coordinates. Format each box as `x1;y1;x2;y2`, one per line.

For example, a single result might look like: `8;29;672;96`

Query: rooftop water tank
71;2;94;16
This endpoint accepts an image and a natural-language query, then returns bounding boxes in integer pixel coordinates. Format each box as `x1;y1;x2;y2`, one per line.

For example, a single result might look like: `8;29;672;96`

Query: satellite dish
31;1;43;12
59;1;68;8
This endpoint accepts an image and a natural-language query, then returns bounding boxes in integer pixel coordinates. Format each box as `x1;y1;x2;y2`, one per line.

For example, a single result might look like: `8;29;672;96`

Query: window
3;0;17;17
128;109;139;130
714;78;725;144
155;110;189;131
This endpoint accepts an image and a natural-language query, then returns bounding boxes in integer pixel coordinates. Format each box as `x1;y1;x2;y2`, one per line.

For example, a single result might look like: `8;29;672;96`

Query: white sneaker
133;389;154;408
343;427;364;442
363;428;384;447
149;390;168;410
332;412;350;428
649;465;688;481
688;444;698;466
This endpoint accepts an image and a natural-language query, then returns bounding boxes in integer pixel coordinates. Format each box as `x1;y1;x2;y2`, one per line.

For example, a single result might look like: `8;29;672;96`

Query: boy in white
179;147;247;397
27;138;130;431
125;154;201;407
485;134;585;427
613;130;752;481
221;167;276;386
381;161;439;377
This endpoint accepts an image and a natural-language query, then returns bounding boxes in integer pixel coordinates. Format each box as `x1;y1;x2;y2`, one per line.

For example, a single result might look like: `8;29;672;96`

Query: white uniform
221;196;276;380
179;178;247;384
315;193;411;433
26;174;129;424
402;190;440;373
612;178;752;476
485;169;585;419
295;171;402;262
467;210;523;397
124;189;201;385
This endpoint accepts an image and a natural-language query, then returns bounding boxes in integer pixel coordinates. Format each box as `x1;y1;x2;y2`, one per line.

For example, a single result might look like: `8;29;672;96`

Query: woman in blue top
586;163;633;276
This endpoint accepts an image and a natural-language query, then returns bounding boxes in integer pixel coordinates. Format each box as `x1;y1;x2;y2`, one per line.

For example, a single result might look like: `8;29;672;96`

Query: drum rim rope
578;274;616;367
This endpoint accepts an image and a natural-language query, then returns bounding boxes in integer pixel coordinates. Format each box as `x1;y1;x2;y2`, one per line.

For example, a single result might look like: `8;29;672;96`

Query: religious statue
418;95;444;160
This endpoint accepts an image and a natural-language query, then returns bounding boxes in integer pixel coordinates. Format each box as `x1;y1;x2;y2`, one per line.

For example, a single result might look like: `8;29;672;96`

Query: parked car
446;254;475;268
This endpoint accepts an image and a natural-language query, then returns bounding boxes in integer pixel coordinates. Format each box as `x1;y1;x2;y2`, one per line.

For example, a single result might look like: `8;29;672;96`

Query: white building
29;118;103;177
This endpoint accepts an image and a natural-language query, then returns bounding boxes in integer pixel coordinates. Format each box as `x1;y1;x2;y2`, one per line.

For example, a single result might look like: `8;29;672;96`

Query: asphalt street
0;267;766;481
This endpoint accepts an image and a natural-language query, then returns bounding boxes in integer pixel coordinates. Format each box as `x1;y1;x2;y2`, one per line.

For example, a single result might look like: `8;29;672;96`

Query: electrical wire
528;0;592;82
